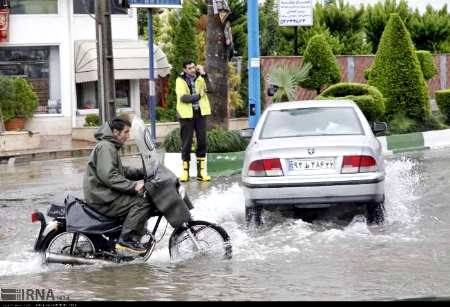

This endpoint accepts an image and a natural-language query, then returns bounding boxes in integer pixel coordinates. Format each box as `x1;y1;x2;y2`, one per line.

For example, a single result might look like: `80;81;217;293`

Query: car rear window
260;107;364;139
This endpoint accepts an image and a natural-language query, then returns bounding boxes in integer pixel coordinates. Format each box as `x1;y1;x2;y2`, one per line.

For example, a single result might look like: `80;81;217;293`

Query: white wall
4;0;139;135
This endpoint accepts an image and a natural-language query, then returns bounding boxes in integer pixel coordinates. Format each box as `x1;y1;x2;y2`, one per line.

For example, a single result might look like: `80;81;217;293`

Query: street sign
278;0;313;27
128;0;183;8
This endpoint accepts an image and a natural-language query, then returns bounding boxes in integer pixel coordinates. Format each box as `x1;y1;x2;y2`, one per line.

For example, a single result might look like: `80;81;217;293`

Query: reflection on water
1;151;450;300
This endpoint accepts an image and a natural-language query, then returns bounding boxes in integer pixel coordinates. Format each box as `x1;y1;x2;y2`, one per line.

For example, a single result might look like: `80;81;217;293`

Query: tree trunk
205;0;229;130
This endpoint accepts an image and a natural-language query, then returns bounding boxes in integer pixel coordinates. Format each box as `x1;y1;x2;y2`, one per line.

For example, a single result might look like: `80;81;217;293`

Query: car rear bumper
242;177;384;208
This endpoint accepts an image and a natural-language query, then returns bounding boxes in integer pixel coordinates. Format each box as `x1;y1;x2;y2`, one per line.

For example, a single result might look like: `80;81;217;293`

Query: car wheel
245;204;263;227
366;201;385;225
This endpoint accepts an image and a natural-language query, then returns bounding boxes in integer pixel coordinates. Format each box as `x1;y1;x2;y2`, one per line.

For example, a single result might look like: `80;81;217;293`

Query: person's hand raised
196;65;206;76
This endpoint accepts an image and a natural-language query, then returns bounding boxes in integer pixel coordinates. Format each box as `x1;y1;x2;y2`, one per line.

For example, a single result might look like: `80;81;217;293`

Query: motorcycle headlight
178;185;186;199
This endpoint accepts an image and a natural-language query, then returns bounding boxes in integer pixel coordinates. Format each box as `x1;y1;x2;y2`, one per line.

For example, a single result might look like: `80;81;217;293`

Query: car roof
266;100;358;111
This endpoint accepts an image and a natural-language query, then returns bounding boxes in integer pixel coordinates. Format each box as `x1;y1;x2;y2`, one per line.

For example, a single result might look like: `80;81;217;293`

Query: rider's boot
180;160;190;182
196;157;211;181
115;228;147;256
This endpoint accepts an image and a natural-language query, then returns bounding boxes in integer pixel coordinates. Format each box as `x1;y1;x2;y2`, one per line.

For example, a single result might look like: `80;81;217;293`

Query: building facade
0;0;169;135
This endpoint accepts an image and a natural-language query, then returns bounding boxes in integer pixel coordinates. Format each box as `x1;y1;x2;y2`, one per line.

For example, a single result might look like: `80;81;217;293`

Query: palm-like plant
268;62;312;102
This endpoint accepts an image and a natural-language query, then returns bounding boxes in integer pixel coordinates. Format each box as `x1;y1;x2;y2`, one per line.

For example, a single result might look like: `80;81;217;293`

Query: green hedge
317;83;385;122
436;89;450;124
368;14;430;123
163;127;249;153
416;50;438;81
299;34;340;94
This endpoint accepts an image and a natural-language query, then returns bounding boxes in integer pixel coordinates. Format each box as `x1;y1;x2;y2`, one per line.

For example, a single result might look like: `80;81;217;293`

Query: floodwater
1;150;450;301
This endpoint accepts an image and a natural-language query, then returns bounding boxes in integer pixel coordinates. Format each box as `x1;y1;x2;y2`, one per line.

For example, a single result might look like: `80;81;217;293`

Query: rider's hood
94;122;122;148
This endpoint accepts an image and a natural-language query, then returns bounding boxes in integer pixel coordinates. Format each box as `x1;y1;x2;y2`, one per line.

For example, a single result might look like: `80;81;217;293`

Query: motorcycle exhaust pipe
44;252;113;266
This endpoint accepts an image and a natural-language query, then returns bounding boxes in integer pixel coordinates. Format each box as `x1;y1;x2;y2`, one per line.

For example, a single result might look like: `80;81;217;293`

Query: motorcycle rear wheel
45;232;95;258
168;220;232;261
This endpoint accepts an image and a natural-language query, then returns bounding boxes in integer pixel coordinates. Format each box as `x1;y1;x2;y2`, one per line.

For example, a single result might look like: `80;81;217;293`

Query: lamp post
247;0;261;129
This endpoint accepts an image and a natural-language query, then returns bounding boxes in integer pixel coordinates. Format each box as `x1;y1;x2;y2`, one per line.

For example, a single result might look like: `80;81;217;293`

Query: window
260;107;364;139
73;0;128;15
10;0;58;14
0;46;61;114
115;80;130;108
77;80;131;110
76;82;97;110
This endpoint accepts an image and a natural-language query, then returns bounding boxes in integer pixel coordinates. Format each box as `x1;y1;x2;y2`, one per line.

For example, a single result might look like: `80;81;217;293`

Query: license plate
288;158;336;171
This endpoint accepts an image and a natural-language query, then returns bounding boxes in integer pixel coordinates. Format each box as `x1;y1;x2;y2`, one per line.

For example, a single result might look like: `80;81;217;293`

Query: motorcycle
30;117;232;265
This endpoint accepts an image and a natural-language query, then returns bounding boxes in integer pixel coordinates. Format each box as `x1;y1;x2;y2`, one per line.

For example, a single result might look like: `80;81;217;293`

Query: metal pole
294;26;298;55
247;0;261;129
95;0;105;123
147;8;156;143
104;0;116;121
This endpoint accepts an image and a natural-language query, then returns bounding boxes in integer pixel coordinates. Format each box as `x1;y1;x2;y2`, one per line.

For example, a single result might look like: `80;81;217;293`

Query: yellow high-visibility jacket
176;74;211;119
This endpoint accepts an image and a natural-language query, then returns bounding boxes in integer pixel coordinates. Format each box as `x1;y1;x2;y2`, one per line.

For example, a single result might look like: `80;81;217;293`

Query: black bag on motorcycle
145;165;192;229
64;194;121;234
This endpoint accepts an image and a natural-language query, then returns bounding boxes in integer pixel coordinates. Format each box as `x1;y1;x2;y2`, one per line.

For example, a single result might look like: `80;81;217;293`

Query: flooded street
1;150;450;301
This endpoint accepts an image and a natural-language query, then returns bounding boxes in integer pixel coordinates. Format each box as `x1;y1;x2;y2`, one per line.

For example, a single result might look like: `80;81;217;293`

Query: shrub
163;127;249;153
416;50;438;81
368;14;430;123
0;77;14;121
436;89;450;124
0;77;38;121
84;114;101;127
299;34;341;94
156;106;177;122
267;63;311;102
317;83;385;122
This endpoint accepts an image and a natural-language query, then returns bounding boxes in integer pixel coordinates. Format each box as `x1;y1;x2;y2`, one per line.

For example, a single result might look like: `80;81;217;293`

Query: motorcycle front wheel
168;220;232;261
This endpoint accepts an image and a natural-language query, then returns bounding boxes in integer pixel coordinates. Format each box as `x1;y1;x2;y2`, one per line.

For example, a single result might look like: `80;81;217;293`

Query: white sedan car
240;100;387;226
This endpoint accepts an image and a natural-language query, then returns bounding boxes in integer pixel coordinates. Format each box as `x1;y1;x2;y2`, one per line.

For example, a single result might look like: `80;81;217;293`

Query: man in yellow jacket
176;59;212;182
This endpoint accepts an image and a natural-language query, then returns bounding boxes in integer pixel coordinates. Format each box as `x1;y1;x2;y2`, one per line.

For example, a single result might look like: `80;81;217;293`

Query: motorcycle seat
64;194;122;235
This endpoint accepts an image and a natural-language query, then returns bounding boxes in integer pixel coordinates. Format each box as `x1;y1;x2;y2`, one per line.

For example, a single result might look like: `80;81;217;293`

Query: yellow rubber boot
196;157;211;181
180;161;190;182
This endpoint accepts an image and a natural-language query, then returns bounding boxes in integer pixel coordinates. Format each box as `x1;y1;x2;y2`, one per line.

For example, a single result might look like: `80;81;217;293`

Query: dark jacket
83;123;144;205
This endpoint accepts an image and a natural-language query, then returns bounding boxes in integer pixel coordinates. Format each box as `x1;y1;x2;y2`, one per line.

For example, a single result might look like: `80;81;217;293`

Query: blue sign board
128;0;182;8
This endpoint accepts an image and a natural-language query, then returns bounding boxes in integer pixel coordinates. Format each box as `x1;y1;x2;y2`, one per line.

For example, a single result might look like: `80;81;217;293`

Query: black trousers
179;109;207;162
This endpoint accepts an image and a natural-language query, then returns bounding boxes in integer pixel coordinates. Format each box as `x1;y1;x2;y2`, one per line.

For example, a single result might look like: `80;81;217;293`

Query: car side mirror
372;121;388;134
267;84;278;97
240;128;254;139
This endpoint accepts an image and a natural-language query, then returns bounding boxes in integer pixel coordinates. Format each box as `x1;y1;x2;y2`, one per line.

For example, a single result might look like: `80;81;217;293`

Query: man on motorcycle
83;116;150;255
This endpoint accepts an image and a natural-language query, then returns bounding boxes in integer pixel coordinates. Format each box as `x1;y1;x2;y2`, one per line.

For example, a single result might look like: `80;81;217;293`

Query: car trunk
254;135;370;176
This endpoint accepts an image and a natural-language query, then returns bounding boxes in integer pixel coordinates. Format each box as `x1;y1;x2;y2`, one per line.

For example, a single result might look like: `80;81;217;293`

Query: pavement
2;128;450;176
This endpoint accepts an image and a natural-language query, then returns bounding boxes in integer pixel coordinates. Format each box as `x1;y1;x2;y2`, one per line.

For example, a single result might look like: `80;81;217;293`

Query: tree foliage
363;0;413;54
368;14;430;123
410;5;450;53
166;1;199;110
299;34;340;94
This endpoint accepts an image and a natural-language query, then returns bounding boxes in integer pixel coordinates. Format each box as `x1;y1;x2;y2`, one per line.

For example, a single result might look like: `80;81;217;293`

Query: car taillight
248;158;283;177
341;155;377;173
31;211;40;223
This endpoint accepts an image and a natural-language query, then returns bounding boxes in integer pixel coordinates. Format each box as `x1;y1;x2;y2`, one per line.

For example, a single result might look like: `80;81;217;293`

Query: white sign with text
278;0;313;27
